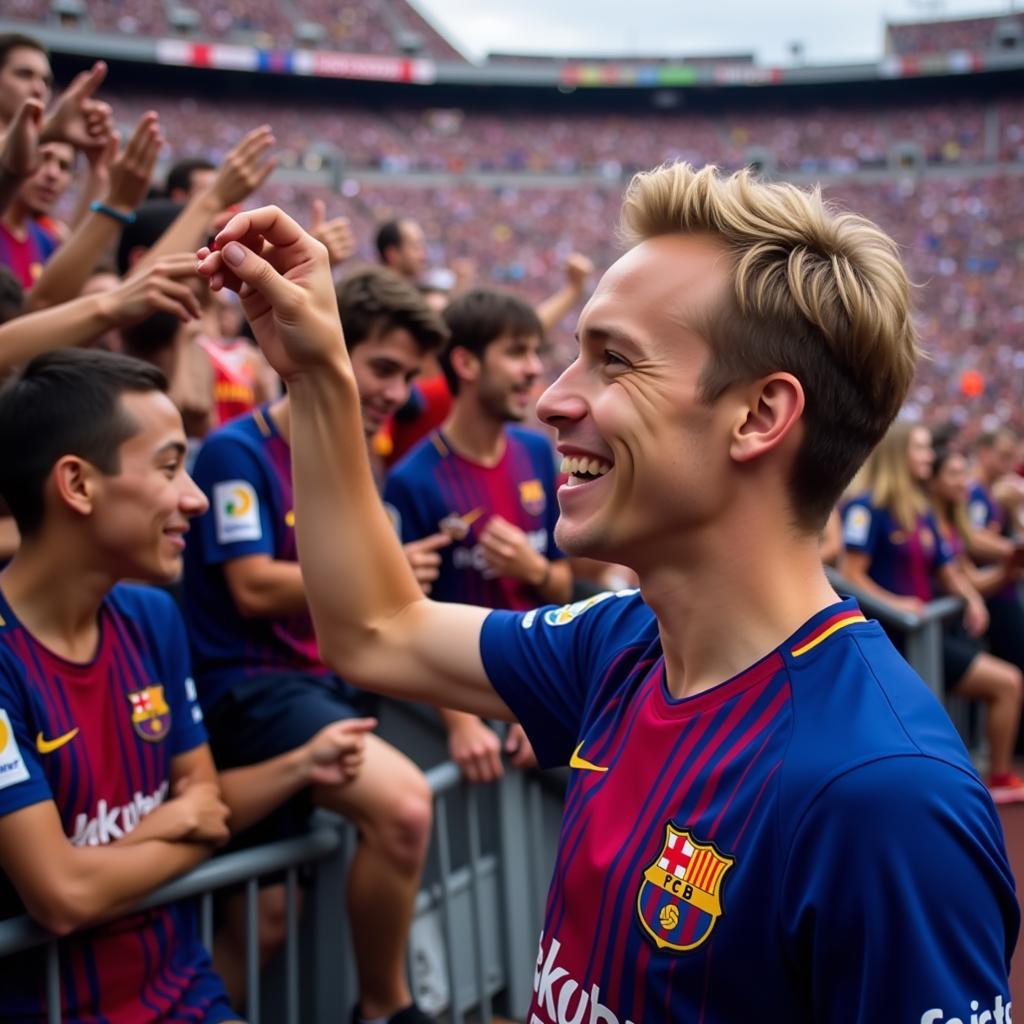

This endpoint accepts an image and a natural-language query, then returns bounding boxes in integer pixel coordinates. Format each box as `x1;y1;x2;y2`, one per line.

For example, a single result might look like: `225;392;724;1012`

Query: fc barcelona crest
518;479;546;516
636;824;734;953
127;685;171;742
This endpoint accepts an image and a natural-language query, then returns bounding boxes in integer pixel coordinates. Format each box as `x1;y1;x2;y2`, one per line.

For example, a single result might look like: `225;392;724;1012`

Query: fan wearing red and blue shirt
196;170;1017;1023
0;350;241;1023
384;289;571;783
968;429;1024;705
0;350;368;1022
0;139;70;288
183;266;447;1024
840;421;1024;802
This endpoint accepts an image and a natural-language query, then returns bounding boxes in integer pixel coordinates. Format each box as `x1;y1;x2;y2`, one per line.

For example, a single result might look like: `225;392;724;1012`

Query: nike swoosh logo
570;742;608;773
36;728;79;755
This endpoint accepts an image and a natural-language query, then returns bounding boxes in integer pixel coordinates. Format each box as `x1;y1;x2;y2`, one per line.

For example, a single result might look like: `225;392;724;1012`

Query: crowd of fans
3;0;466;58
886;12;1024;56
9;0;1024;62
103;91;1021;176
1;22;1024;1022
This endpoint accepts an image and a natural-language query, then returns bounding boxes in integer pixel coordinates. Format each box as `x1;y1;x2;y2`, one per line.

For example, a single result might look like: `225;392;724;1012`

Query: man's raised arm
196;207;510;719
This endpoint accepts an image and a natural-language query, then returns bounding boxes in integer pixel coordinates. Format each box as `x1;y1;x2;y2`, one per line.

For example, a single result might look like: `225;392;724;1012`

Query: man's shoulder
192;413;274;489
386;433;445;491
106;583;183;636
780;622;977;812
514;588;652;649
507;426;554;460
198;412;264;455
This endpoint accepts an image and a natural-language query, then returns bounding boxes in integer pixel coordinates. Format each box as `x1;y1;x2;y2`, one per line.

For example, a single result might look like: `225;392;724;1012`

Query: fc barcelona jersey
482;591;1017;1023
384;427;562;610
184;405;328;713
0;583;234;1023
841;493;952;603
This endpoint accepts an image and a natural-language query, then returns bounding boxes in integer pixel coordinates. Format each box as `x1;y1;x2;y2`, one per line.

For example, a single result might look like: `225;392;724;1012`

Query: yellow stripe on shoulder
252;408;272;438
791;613;866;658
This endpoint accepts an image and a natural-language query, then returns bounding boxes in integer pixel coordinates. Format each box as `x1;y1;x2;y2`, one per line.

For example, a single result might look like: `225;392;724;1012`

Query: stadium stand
3;0;467;57
887;11;1024;56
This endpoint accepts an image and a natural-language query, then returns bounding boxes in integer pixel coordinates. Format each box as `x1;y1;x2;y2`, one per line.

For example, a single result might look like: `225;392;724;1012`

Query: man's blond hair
621;163;918;530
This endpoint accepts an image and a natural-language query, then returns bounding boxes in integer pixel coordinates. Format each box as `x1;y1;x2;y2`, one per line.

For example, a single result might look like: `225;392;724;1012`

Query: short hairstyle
335;266;448;355
116;198;183;275
375;220;404;263
0;349;166;535
440;288;543;394
0;266;23;326
165;157;215;198
0;33;48;73
974;427;1017;452
621;163;918;531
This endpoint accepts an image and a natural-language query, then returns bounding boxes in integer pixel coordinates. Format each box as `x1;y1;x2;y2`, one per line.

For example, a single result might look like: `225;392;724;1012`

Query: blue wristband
89;200;136;225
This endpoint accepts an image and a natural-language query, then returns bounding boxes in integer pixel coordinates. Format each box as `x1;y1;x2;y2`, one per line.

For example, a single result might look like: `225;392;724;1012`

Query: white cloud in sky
414;0;1016;64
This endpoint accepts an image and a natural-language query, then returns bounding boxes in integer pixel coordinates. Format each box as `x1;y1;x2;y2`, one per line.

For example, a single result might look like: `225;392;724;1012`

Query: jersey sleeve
780;757;1017;1024
841;498;879;557
925;512;954;568
0;656;53;817
968;495;992;530
190;433;276;565
480;590;648;768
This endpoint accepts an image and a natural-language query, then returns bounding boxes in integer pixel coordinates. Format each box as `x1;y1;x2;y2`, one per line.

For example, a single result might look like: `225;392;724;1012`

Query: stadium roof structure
2;14;1023;91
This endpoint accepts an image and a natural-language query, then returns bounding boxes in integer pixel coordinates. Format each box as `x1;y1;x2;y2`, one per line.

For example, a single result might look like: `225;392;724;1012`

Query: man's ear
449;345;480;386
729;372;805;464
50;455;99;520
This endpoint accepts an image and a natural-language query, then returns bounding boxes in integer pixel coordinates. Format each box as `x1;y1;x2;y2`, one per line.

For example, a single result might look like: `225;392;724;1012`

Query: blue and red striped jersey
384;427;562;610
0;219;58;290
841;493;952;602
184;405;328;712
482;591;1017;1023
967;482;1017;602
0;583;235;1023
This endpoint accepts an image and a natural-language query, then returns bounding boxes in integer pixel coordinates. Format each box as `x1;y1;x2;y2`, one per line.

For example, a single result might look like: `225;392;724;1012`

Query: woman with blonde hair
840;422;1024;802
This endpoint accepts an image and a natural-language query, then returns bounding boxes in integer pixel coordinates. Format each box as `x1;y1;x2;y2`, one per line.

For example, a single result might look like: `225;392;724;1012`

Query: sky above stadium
417;0;1015;64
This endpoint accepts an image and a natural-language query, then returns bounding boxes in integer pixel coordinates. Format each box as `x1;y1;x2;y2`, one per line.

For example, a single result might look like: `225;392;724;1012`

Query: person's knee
368;770;433;873
256;885;298;960
1003;665;1024;702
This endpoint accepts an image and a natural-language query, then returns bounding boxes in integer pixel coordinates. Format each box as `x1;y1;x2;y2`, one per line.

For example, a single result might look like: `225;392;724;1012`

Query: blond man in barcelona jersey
197;165;1017;1024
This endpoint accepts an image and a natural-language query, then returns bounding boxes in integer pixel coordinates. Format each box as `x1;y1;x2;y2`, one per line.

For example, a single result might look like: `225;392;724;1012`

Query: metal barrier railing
0;759;556;1024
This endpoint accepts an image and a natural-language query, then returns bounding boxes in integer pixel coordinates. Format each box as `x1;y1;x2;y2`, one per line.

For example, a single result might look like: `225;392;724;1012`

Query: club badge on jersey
636;824;735;953
127;685;172;742
519;478;546;516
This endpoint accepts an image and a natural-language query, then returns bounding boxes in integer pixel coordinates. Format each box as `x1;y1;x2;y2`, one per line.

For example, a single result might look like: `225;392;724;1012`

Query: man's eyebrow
575;325;643;352
155;441;187;459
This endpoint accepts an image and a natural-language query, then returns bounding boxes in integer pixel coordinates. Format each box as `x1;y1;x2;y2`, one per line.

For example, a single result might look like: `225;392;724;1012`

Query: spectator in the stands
376;217;428;283
165;156;217;202
840;421;1024;803
0;33;51;134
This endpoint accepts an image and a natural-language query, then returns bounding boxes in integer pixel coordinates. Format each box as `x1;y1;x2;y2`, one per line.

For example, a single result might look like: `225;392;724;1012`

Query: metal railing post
497;768;538;1019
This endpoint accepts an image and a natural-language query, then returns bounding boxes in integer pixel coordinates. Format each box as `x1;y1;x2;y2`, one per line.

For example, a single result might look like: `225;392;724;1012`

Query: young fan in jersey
840;422;1024;802
968;429;1024;696
182;266;449;1023
384;288;571;782
197;169;1017;1024
0;349;369;1023
0;351;235;1023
